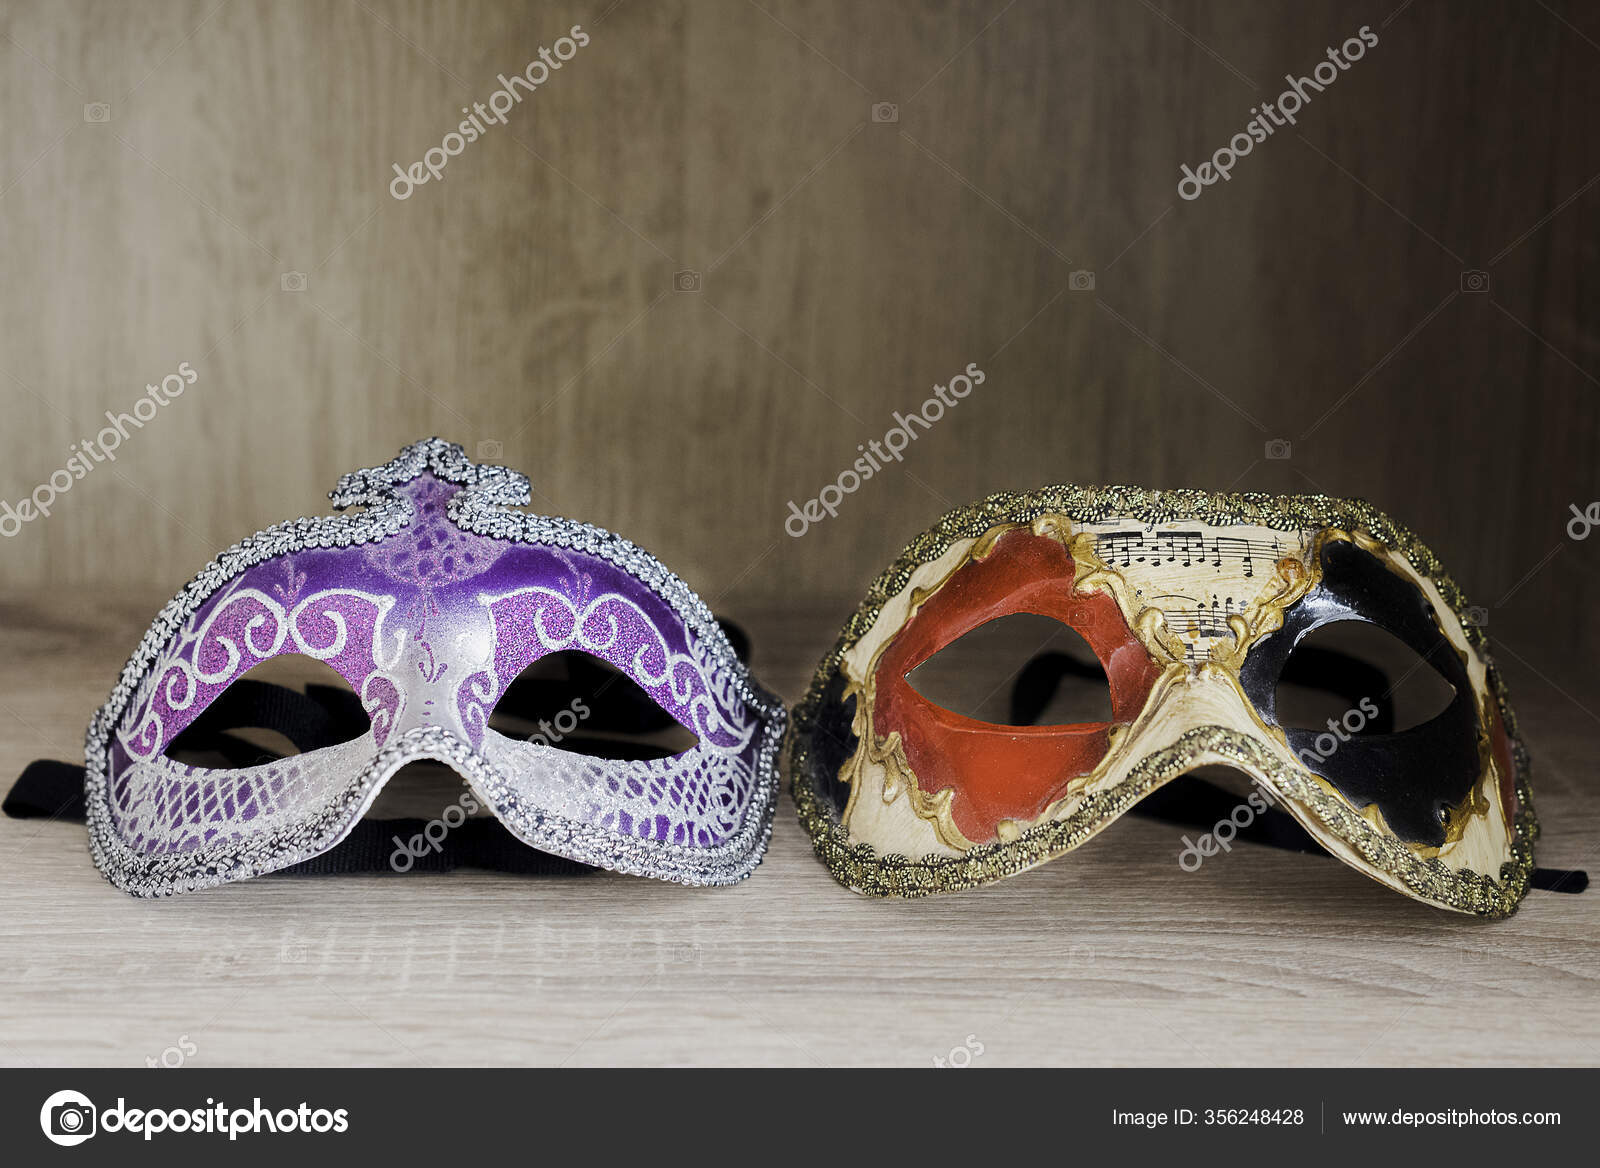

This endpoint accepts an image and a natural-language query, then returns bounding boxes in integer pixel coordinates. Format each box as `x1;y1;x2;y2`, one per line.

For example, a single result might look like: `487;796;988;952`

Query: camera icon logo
40;1090;97;1147
870;102;899;123
1462;605;1489;628
1265;438;1292;460
1068;270;1096;292
1460;270;1490;293
476;439;504;460
671;941;703;966
83;102;111;123
280;271;307;293
673;270;701;292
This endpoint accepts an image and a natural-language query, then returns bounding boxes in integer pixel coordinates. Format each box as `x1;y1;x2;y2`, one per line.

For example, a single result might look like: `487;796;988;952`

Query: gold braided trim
786;484;1538;918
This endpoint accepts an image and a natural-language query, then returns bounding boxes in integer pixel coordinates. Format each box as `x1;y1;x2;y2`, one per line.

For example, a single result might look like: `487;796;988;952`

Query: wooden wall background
2;0;1597;674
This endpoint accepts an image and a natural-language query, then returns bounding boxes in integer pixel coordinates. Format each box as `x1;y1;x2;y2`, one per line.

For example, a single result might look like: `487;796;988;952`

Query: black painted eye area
803;667;860;821
1239;538;1481;847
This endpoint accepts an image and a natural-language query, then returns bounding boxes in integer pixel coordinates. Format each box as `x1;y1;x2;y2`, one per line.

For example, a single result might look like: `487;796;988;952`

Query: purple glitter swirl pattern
481;587;753;751
120;584;397;760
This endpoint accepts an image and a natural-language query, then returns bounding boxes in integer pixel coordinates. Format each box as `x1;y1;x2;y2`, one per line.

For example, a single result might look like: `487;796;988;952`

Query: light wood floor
0;590;1595;1067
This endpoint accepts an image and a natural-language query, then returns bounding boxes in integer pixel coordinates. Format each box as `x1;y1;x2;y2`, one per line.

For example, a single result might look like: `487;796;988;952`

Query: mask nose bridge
1126;662;1293;792
389;688;475;740
382;611;502;749
366;723;501;815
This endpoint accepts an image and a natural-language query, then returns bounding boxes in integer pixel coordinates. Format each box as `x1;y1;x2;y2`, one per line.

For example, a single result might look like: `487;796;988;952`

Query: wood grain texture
0;590;1595;1067
0;0;1597;665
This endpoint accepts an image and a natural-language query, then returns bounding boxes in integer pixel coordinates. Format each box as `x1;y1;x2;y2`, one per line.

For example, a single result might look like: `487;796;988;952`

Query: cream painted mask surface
789;486;1546;917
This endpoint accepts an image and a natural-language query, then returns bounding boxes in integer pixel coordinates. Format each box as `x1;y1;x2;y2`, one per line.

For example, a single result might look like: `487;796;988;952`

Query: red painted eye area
871;528;1161;844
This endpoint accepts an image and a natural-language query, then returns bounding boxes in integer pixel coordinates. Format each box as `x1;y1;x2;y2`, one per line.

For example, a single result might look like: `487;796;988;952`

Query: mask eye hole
905;613;1112;727
488;650;700;760
164;655;370;767
1274;621;1456;734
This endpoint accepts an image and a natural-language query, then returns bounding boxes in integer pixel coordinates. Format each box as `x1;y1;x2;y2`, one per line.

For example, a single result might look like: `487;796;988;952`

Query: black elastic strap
4;760;86;822
5;617;754;880
283;817;592;876
1008;652;1586;895
1532;867;1589;894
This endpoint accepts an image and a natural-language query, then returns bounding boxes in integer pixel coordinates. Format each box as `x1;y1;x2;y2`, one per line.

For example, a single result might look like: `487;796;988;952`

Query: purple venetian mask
84;439;785;896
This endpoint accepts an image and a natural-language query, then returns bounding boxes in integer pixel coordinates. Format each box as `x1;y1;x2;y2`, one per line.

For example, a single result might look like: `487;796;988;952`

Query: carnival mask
12;439;785;896
789;486;1551;917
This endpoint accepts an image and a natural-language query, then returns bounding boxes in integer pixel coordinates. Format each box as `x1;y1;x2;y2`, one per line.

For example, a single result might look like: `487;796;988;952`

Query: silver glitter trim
84;438;785;897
